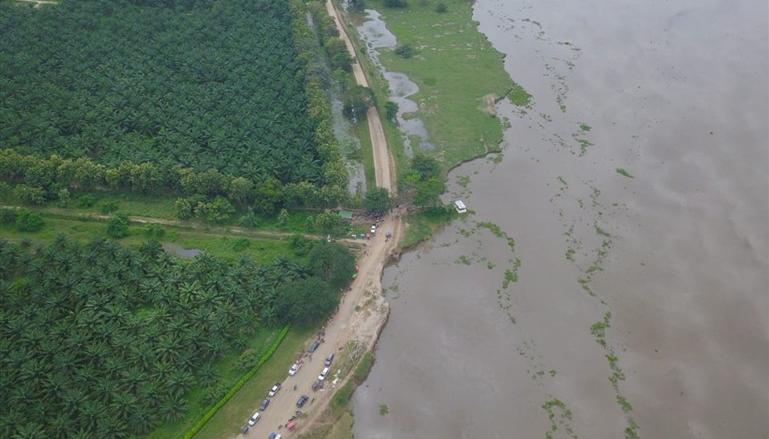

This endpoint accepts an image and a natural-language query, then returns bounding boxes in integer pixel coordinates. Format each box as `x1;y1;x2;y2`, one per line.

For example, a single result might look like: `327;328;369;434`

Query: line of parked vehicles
242;333;335;438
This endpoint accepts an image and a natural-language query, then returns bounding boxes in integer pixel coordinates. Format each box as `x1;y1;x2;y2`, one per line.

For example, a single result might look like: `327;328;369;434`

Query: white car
288;362;302;376
247;411;260;426
370;224;377;234
268;383;281;397
318;366;330;381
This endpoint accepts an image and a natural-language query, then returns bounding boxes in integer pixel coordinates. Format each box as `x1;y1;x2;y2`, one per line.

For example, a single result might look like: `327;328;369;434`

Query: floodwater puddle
356;9;434;155
161;243;202;259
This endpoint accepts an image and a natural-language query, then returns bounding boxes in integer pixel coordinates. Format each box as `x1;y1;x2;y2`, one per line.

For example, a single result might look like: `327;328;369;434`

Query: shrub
308;242;356;290
15;210;44;232
0;208;17;226
13;185;46;206
435;2;447;13
275;278;338;325
57;188;71;206
289;234;316;256
106;214;130;239
174;197;195;220
232;238;251;252
394;44;415;58
238;212;261;228
384;0;407;7
384;101;399;122
99;201;119;214
343;86;375;121
143;226;166;239
364;188;391;214
77;194;97;208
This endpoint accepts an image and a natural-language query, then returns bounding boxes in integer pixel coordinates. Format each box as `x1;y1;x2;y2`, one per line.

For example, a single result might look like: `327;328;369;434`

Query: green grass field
0;213;297;264
145;328;279;439
193;328;314;439
358;0;529;170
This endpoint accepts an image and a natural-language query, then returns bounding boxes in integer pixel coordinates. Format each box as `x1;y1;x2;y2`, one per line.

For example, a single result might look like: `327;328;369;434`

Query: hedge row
181;325;291;439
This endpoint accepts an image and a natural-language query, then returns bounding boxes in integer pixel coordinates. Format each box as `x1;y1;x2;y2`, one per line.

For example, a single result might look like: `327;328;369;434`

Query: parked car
248;411;260;426
268;383;281;397
288;362;302;376
297;394;309;408
268;433;282;439
259;399;270;411
324;353;334;367
318;366;330;381
312;379;323;391
370;224;377;234
307;340;320;353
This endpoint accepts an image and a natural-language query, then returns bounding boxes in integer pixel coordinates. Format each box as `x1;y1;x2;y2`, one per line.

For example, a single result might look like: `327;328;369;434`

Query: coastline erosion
353;0;769;438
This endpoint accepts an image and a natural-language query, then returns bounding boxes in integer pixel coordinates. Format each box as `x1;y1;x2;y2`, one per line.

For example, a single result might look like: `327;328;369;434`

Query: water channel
353;0;769;438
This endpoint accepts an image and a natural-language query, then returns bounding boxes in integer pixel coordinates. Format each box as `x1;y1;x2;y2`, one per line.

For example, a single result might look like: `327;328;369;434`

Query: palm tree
11;422;46;439
158;394;187;423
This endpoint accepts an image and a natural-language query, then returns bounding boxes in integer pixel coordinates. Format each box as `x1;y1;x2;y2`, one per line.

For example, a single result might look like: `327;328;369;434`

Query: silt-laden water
353;0;768;438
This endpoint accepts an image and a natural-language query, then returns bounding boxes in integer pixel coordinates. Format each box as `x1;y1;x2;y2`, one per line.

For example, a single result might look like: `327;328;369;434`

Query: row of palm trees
0;237;310;438
0;0;324;183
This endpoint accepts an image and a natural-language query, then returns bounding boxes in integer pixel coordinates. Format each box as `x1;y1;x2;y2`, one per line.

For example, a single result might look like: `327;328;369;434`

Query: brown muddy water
353;0;768;438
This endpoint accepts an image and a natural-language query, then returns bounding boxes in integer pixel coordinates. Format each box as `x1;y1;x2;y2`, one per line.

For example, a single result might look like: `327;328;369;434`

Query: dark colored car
259;399;270;411
312;380;323;391
324;353;334;367
307;340;320;353
297;394;309;408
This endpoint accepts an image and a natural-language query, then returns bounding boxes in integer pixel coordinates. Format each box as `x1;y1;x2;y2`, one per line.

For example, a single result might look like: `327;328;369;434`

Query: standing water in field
353;0;769;438
356;9;434;156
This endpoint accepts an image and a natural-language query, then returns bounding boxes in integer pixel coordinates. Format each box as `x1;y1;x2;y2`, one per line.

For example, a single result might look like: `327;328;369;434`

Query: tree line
0;148;346;213
0;0;348;200
0;236;354;438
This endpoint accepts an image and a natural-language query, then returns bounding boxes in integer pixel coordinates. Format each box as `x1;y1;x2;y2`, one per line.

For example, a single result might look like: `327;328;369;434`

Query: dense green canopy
0;0;323;184
0;237;354;437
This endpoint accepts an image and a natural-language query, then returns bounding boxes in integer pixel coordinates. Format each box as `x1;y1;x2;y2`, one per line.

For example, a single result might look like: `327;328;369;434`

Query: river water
353;0;768;438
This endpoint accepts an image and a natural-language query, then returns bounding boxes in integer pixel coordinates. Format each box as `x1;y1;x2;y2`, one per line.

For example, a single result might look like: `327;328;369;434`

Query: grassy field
355;0;529;170
352;121;377;192
0;213;297;264
401;208;457;249
193;328;315;439
145;328;279;439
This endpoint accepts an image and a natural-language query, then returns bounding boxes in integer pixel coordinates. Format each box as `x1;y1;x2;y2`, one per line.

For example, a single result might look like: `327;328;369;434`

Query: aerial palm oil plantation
0;0;364;437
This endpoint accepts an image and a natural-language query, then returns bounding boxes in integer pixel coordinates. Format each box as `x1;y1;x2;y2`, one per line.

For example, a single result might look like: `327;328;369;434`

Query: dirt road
240;2;402;438
326;0;395;192
244;211;402;438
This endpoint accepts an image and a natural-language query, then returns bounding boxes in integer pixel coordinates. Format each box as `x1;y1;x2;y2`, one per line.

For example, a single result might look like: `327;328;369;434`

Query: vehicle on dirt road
247;411;260;426
268;433;282;439
288;362;302;376
318;366;330;381
268;383;281;397
307;340;320;353
312;379;323;391
259;399;270;411
324;353;334;367
296;395;309;408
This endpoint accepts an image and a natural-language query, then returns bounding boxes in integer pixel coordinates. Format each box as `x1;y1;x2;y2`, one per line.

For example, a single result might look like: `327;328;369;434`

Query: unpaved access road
239;2;402;438
326;0;395;193
244;211;402;438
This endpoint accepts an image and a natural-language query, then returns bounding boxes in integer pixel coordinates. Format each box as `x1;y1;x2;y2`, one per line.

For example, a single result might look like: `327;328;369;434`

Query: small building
337;210;354;222
454;200;467;214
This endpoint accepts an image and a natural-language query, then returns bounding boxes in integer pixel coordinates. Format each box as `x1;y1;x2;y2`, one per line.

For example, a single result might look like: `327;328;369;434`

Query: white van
454;200;467;214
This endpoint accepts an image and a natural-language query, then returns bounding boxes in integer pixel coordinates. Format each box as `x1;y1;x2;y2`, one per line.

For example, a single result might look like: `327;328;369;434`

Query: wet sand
353;0;768;438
